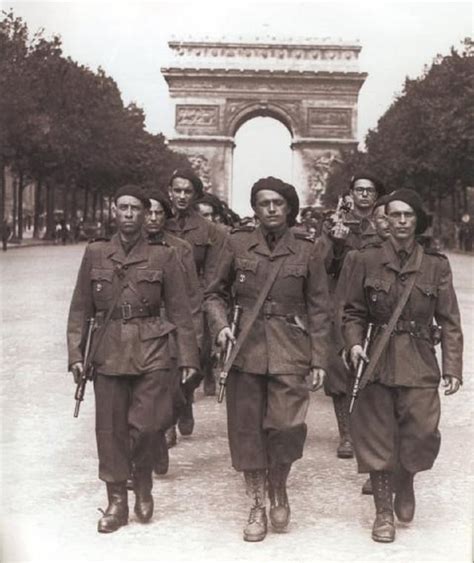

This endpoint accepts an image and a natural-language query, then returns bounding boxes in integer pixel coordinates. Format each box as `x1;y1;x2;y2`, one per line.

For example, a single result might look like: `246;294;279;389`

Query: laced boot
165;426;177;448
243;470;267;542
153;431;170;476
394;466;415;523
333;395;353;458
268;463;291;532
97;482;129;533
178;389;194;436
370;471;395;543
133;470;154;523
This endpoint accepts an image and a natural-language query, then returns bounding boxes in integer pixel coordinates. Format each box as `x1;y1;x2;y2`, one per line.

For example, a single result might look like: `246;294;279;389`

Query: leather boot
333;395;353;458
133;470;154;523
268;463;291;532
153;431;170;476
178;388;194;436
165;426;177;448
370;471;395;543
243;470;267;542
394;466;415;523
97;482;129;533
361;477;373;495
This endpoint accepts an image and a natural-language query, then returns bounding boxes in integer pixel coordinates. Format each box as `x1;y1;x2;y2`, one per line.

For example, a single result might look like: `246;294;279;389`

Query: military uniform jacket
67;234;200;376
165;209;227;289
204;227;331;375
342;239;463;387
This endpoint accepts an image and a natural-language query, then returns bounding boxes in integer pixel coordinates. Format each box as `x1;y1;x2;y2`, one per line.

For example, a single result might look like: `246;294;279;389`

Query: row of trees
326;38;474;239
0;11;189;240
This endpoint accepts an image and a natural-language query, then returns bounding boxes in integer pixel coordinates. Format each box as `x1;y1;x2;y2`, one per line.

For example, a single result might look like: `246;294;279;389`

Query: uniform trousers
350;382;441;474
226;370;309;471
94;370;174;482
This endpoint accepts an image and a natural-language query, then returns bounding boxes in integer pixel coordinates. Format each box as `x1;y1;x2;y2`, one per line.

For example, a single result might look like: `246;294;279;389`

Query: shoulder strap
223;258;284;373
360;246;424;389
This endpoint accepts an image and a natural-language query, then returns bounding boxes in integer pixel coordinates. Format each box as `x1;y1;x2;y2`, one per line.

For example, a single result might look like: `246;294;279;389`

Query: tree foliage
0;10;189;239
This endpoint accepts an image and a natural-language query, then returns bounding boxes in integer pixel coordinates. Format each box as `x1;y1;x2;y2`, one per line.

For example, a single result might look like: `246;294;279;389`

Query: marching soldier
342;188;463;542
205;177;330;542
165;169;227;426
320;173;385;459
67;185;199;533
144;188;203;470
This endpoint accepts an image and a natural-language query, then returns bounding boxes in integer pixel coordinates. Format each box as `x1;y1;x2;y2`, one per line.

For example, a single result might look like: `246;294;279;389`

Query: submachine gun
217;305;243;404
349;322;374;414
73;317;96;418
325;196;361;231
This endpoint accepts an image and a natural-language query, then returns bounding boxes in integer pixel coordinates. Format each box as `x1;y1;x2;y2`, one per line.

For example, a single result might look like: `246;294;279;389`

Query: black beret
373;194;391;211
349;172;385;196
250;177;299;227
147;188;173;219
114;184;150;209
194;193;224;213
385;188;429;234
169;168;204;198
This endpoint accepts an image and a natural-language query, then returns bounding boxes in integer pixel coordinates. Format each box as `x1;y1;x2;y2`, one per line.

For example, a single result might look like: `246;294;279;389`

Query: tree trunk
100;190;104;223
12;175;18;238
62;183;69;224
462;185;468;215
92;190;98;222
33;178;42;238
83;187;89;222
71;180;77;239
17;169;24;240
45;181;55;239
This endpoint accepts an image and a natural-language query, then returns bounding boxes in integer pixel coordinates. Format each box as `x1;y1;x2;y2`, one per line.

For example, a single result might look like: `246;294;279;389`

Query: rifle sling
360;245;424;389
222;257;284;374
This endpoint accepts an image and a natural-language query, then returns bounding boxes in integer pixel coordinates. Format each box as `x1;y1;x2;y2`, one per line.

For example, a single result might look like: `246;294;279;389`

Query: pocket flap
136;269;163;283
235;258;258;272
416;282;438;297
91;268;114;282
364;277;391;293
139;319;176;340
283;264;307;278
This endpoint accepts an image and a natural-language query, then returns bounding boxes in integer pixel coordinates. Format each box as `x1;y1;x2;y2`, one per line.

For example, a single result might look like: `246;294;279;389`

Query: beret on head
194;192;223;214
169;168;204;198
114;184;150;209
350;172;385;196
373;194;391;211
147;188;173;219
250;177;300;227
385;188;429;234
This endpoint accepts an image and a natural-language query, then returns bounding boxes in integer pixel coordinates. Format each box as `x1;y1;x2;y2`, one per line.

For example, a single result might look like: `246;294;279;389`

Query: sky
5;0;472;213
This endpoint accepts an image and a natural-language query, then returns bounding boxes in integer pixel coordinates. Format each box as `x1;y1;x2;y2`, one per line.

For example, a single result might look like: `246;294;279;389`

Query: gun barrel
74;399;81;418
348;323;374;414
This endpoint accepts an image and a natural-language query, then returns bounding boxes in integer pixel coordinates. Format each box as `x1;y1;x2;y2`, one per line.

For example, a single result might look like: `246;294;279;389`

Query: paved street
1;244;472;563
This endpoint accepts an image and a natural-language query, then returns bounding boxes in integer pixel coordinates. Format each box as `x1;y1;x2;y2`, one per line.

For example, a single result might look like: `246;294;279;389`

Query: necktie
398;250;408;268
266;233;276;252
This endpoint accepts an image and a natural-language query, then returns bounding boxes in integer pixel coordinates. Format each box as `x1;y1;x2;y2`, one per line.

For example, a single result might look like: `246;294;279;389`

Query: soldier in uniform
342;188;463;543
144;188;203;469
205;177;330;542
320;173;385;459
67;185;199;533
165;169;227;421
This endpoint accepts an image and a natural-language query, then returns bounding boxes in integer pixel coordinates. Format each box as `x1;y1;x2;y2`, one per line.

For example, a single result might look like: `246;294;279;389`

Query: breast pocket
136;269;163;304
234;258;258;295
364;277;392;319
414;281;438;317
90;268;114;307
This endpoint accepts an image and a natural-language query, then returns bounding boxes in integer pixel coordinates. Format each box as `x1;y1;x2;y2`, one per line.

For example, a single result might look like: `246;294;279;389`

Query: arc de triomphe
161;36;367;207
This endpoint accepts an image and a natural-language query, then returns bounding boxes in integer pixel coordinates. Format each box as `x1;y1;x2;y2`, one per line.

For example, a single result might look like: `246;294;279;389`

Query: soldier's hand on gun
70;362;84;384
307;368;326;392
217;326;235;350
181;367;199;385
350;344;369;370
442;375;461;396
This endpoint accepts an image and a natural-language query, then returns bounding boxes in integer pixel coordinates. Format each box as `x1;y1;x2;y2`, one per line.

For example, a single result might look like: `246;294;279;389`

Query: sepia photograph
1;1;472;561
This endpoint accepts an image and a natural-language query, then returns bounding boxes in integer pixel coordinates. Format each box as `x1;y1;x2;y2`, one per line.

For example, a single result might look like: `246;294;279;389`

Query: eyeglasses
353;187;376;195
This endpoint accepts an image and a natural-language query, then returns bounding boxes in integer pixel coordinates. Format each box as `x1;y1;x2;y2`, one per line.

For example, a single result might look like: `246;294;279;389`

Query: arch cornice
225;100;299;137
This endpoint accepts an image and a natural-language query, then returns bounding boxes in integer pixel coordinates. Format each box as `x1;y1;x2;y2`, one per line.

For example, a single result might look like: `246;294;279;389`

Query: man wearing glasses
321;173;385;461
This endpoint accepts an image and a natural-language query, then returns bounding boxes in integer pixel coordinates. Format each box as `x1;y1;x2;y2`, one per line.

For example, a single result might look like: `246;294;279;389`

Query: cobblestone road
1;245;472;562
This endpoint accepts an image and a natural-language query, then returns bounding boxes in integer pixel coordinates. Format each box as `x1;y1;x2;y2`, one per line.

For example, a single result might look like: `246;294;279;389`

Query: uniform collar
106;233;149;266
166;209;202;233
382;238;423;274
247;226;296;258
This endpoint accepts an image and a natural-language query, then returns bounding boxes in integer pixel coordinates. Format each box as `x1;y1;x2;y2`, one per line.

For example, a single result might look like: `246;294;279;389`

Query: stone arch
162;37;367;206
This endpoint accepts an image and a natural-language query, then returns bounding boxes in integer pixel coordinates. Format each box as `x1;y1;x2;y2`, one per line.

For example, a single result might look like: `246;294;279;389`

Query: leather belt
99;303;161;321
377;320;431;340
238;298;306;318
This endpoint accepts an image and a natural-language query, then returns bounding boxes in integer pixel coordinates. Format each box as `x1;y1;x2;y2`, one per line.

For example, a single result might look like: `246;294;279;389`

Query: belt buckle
121;303;132;320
